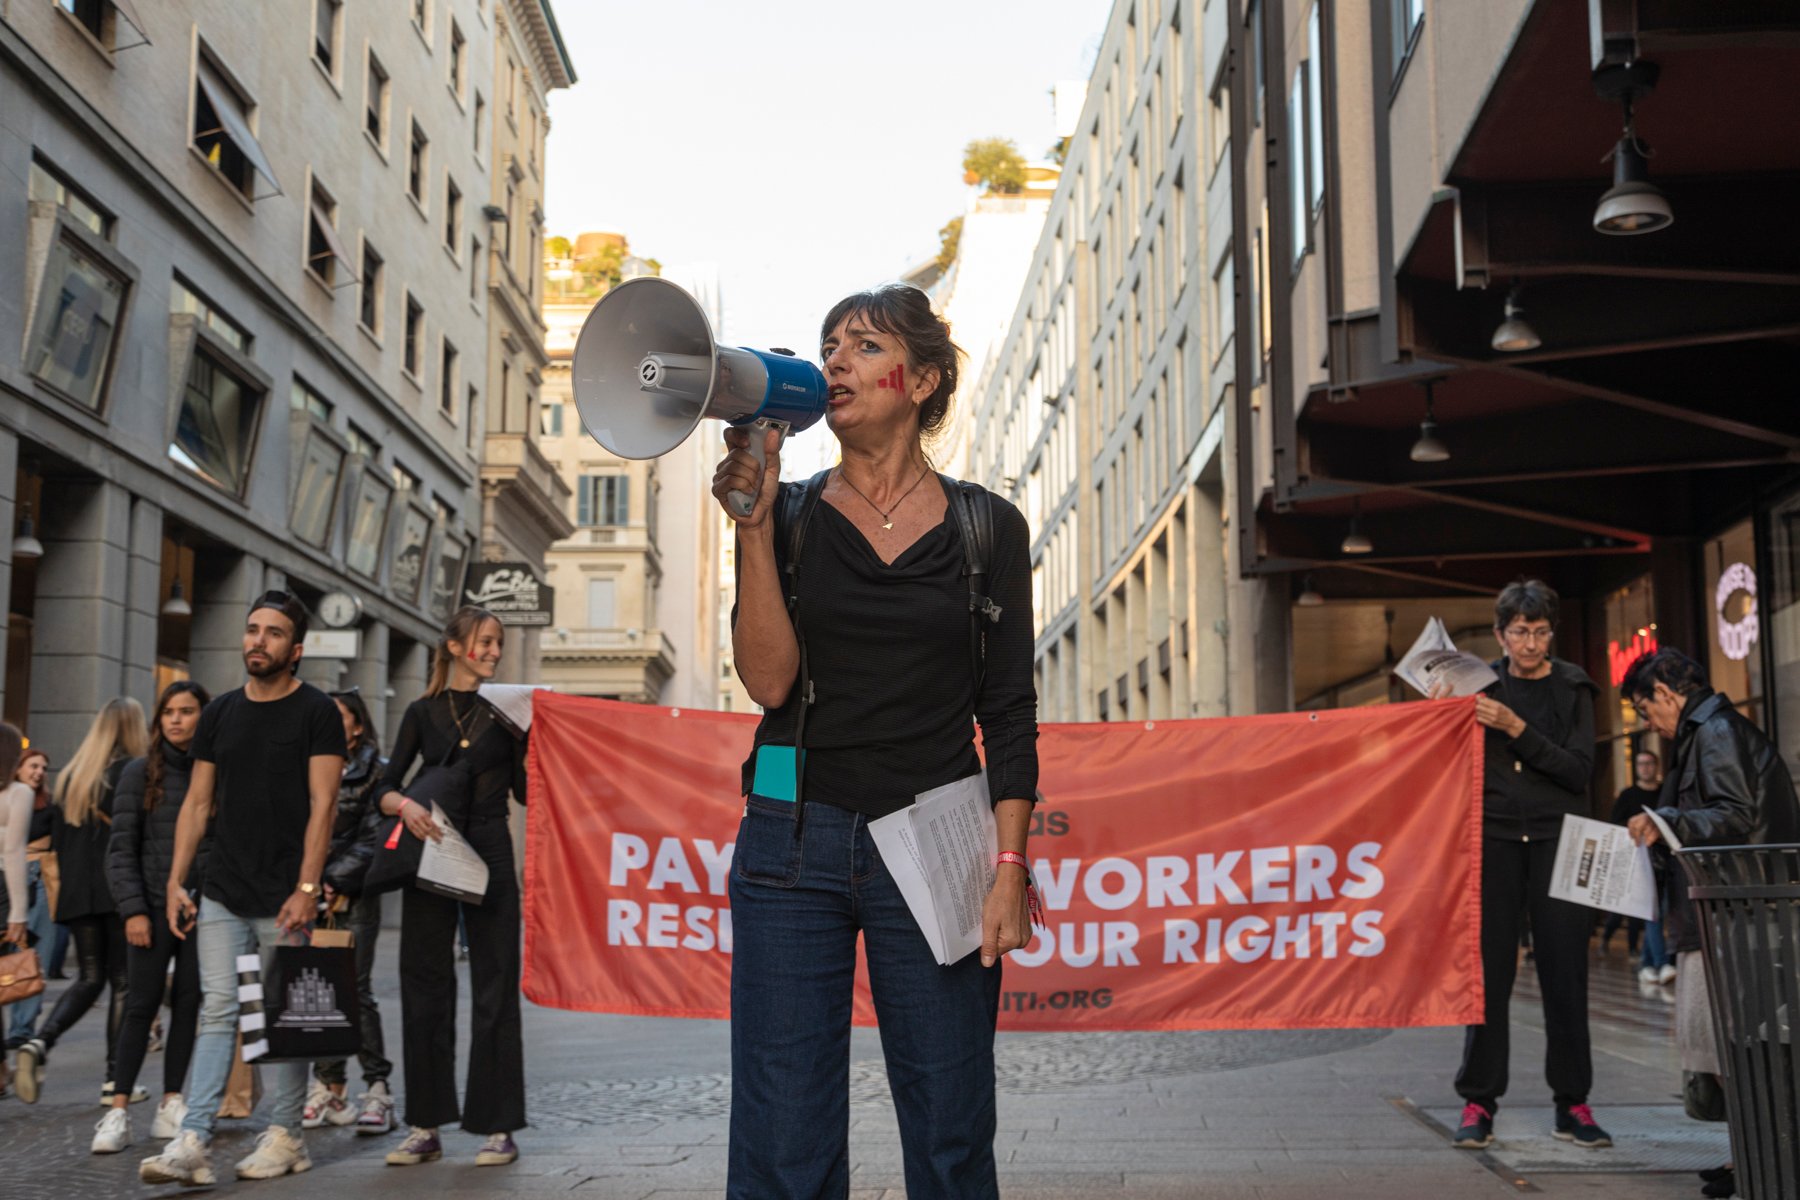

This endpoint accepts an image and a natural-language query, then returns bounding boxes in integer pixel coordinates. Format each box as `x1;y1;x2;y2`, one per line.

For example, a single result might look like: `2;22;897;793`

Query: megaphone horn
571;277;829;517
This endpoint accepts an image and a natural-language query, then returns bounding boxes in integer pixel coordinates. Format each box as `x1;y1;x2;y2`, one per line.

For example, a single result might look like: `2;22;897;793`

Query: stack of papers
1395;617;1498;698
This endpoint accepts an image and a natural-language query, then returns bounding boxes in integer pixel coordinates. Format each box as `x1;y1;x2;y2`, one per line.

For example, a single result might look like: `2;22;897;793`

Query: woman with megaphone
713;282;1039;1199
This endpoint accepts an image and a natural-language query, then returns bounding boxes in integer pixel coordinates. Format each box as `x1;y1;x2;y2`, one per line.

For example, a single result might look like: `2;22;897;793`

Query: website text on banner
523;694;1486;1032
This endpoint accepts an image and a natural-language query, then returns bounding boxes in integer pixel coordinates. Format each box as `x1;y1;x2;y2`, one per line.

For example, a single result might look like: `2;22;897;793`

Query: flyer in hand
1395;617;1498;698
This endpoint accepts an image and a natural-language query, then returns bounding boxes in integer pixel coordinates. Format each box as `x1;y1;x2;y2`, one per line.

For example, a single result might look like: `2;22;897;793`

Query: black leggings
113;911;201;1096
39;914;129;1081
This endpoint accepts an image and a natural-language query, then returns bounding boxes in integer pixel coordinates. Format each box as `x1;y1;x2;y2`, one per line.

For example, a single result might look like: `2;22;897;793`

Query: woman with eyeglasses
1435;580;1609;1154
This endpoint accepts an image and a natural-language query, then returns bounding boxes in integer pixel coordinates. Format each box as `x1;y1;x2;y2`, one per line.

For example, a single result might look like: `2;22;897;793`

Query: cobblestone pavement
0;931;1725;1199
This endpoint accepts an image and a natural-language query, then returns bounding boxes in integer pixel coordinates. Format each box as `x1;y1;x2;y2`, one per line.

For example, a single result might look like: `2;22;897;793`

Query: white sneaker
149;1094;188;1139
355;1081;395;1135
302;1078;355;1128
92;1107;132;1154
1659;962;1679;985
1639;966;1662;985
139;1131;215;1186
234;1126;312;1180
101;1081;151;1106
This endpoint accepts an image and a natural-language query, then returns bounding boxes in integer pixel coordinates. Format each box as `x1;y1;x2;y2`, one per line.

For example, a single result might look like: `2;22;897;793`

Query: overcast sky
543;0;1112;354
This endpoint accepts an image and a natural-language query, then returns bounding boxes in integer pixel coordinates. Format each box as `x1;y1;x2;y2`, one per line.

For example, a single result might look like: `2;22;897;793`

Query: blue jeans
728;797;1001;1200
1640;917;1672;970
7;862;52;1038
181;900;311;1140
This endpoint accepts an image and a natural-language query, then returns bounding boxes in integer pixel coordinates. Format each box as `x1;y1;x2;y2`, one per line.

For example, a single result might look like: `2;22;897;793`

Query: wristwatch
297;882;320;897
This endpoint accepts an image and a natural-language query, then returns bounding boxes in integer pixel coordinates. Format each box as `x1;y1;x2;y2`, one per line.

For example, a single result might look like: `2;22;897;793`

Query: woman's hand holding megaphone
713;425;783;528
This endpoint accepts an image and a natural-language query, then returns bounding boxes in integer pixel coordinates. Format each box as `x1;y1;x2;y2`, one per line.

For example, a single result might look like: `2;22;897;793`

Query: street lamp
12;503;43;560
1593;61;1672;236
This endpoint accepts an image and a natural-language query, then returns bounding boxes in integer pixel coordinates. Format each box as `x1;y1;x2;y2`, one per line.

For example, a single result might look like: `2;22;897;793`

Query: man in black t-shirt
139;592;345;1187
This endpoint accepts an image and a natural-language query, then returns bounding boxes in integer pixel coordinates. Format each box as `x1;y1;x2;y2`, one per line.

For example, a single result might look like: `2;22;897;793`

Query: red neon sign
1608;632;1659;689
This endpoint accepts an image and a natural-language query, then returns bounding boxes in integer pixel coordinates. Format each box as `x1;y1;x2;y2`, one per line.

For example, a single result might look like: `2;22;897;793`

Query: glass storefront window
1703;518;1762;727
430;532;469;622
25;235;127;409
170;348;260;494
289;418;345;550
1600;574;1658;792
345;470;393;579
1768;490;1800;779
390;501;432;605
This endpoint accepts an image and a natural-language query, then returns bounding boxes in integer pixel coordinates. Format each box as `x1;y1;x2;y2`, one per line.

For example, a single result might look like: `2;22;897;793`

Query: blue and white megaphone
572;276;828;517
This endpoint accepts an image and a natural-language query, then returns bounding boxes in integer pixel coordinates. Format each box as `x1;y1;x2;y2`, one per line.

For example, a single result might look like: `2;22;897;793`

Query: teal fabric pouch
750;745;804;803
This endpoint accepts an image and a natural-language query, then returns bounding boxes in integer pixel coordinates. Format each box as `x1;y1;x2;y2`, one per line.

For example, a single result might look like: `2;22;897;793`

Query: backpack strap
938;475;1002;694
775;470;831;824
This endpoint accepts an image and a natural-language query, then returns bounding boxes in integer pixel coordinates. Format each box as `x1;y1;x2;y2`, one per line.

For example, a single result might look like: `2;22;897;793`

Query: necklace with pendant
838;464;931;531
448;690;475;748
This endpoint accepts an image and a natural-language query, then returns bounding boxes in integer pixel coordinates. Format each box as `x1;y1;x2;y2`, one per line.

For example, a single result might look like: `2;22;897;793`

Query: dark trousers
316;894;392;1088
39;913;128;1080
113;911;201;1096
728;798;1002;1200
397;822;524;1134
1456;836;1594;1110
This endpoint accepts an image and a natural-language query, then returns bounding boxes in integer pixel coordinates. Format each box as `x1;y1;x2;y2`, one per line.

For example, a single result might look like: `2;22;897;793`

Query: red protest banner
523;693;1484;1031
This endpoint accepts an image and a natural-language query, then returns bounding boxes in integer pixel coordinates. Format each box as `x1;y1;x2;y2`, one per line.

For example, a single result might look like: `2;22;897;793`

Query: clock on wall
318;591;363;629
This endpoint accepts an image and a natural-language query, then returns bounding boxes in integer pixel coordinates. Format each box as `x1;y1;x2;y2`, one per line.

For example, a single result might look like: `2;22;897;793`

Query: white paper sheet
1645;807;1683;852
416;802;490;903
478;683;549;736
867;775;999;966
1548;813;1657;920
1394;617;1499;698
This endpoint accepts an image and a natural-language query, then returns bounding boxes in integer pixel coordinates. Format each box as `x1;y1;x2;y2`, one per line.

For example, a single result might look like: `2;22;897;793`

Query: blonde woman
0;721;26;1097
15;697;149;1106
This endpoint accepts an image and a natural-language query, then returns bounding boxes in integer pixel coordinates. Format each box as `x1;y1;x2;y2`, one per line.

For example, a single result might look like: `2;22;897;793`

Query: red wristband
995;851;1029;871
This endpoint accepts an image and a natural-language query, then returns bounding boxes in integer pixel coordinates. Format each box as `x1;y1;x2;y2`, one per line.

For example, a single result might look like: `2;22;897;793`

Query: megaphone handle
730;418;790;518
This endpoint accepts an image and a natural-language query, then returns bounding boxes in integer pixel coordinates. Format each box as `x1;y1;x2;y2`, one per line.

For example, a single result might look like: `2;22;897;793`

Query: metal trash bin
1678;846;1800;1200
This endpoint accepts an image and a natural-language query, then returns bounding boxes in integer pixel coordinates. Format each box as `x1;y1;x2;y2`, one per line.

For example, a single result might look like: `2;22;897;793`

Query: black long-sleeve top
108;741;203;921
1480;656;1598;841
375;693;527;851
739;480;1039;818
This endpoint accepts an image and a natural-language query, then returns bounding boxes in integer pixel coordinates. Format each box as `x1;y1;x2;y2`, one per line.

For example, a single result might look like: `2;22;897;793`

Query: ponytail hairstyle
144;680;212;814
0;722;21;788
425;605;502;698
15;747;50;809
52;697;149;827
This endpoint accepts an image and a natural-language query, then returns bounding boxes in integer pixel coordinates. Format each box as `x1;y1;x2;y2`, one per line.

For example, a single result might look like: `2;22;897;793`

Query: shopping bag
221;1033;260;1118
237;943;361;1064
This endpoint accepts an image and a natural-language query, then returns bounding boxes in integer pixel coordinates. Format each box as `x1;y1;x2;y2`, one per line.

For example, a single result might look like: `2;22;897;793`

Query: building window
365;52;390;146
1212;246;1234;361
1288;67;1310;265
171;347;262;494
505;56;517;119
193;54;278;199
408;120;429;205
24;231;128;410
1392;0;1425;77
392;462;421;493
346;421;376;458
448;19;467;100
307;179;353;287
391;501;432;605
313;0;341;74
469;235;481;299
359;241;383;333
444;175;461;250
288;388;346;550
403;294;423;377
1307;5;1326;215
411;0;429;37
541;402;563;437
60;0;107;40
473;93;485;155
1208;82;1230;178
466;384;479;448
28;157;110;237
290;378;332;422
1248;0;1265;128
586;578;616;627
344;469;393;578
430;532;468;622
577;475;630;526
172;278;252;352
440;339;458;415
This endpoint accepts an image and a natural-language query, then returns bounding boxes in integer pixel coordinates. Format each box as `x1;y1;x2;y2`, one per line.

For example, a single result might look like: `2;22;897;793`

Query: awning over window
196;66;282;197
110;0;152;48
309;195;357;282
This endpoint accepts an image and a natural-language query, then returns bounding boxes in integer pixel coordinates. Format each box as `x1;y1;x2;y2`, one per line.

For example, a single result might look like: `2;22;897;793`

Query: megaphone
572;276;828;517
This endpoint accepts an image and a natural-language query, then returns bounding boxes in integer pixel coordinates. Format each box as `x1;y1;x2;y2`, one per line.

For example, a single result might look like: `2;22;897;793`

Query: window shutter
577;475;592;526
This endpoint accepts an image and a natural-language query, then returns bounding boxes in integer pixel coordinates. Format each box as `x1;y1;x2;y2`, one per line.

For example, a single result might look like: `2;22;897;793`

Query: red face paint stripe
875;365;904;390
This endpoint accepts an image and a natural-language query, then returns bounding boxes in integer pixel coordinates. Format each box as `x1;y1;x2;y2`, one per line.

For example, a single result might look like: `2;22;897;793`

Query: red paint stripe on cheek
875;365;904;390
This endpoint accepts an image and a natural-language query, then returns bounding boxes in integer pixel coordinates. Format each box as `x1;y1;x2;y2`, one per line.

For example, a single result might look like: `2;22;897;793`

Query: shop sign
464;561;554;626
1716;562;1758;662
1608;631;1658;688
303;630;361;660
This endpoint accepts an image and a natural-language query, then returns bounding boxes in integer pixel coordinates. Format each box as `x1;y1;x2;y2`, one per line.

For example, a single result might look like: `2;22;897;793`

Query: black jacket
107;741;201;922
50;757;128;921
1480;657;1599;841
1655;690;1800;953
331;741;386;850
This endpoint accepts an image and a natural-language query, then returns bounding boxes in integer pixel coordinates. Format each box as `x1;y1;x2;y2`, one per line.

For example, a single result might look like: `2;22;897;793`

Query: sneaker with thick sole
139;1131;216;1187
14;1038;44;1104
475;1132;518;1166
302;1079;354;1128
1554;1103;1613;1148
355;1081;395;1135
235;1126;312;1179
92;1107;132;1154
1638;965;1663;985
149;1094;188;1139
386;1126;442;1165
1658;962;1679;985
1454;1101;1495;1149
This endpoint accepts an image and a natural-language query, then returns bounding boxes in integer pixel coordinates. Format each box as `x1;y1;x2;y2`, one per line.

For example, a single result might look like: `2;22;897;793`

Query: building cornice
505;0;577;90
